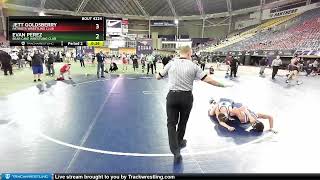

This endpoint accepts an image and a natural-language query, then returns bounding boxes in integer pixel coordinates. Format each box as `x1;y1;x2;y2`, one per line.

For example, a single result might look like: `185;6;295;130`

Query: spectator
122;54;128;71
109;62;118;72
153;54;158;73
230;56;240;78
31;50;44;82
259;57;268;76
162;56;169;67
132;55;139;72
140;55;146;73
199;56;206;71
0;50;13;76
147;54;154;75
271;55;282;80
47;51;55;76
17;52;23;69
311;59;319;75
96;51;105;78
78;53;85;67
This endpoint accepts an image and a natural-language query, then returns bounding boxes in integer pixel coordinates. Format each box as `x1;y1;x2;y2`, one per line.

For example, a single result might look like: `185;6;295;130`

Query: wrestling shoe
209;97;216;104
179;139;187;149
174;153;182;164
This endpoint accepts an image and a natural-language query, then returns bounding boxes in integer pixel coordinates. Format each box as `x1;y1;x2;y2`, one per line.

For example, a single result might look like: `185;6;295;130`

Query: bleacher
216;8;320;52
199;13;298;53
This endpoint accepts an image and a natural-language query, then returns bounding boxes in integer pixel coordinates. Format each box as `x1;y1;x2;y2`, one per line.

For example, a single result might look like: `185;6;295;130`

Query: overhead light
174;19;179;24
39;11;45;16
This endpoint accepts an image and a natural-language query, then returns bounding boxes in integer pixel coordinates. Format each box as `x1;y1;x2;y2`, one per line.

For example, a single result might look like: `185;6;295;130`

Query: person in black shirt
259;57;268;77
17;52;23;69
200;56;206;71
31;50;44;82
153;54;158;73
162;56;169;67
0;50;13;76
132;55;139;72
230;56;240;78
47;51;55;76
96;51;105;78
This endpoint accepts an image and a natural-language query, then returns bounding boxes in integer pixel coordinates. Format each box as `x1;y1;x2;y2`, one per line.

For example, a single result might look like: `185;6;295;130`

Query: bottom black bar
52;173;320;180
9;41;87;46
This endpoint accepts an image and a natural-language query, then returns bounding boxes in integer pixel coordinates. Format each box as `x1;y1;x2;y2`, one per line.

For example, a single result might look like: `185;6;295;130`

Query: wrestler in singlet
210;98;258;124
289;57;299;72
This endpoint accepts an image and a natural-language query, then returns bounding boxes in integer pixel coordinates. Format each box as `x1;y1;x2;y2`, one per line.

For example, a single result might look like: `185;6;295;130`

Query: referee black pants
272;66;279;79
166;91;193;155
230;67;237;77
147;64;153;74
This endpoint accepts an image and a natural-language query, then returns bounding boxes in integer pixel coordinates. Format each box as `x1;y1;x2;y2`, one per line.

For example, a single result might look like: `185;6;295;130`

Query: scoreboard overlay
7;16;105;46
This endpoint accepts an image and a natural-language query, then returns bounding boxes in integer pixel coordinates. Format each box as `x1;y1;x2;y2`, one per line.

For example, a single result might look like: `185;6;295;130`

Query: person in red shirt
57;63;72;80
122;54;128;71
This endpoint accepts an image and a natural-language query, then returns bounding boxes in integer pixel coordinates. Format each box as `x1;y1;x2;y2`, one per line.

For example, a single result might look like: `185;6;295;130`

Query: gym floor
1;68;320;173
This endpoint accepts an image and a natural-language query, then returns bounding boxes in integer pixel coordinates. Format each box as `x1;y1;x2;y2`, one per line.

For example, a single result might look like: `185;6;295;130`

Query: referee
156;46;230;163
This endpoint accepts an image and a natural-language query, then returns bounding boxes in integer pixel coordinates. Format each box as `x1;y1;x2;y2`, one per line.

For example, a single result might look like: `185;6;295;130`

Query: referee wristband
159;72;164;78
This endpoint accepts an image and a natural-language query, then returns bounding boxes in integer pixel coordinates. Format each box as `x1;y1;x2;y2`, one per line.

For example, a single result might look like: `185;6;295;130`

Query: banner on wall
122;19;129;35
270;8;298;18
136;39;153;55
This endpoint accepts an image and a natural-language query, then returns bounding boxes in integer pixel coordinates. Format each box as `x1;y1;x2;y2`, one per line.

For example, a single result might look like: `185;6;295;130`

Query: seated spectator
109;62;118;72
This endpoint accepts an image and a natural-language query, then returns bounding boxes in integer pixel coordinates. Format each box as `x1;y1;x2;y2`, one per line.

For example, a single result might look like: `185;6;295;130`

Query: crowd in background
1;47;319;82
0;47;177;81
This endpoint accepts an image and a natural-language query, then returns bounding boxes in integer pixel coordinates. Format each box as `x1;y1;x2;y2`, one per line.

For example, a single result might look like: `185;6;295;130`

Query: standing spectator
91;52;95;65
140;55;146;73
147;54;154;75
271;55;282;80
17;52;23;69
26;52;32;67
199;56;206;71
10;51;18;68
31;50;44;82
311;59;319;75
96;51;105;78
65;51;71;63
156;46;230;163
71;52;76;63
122;54;128;71
79;52;85;67
259;57;268;76
0;50;13;75
225;55;232;77
56;51;61;62
216;57;222;70
230;56;240;78
47;51;55;76
132;55;139;72
153;54;158;73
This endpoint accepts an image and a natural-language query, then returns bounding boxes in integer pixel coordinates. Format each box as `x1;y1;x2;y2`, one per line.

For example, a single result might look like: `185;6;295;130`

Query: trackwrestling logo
1;173;52;180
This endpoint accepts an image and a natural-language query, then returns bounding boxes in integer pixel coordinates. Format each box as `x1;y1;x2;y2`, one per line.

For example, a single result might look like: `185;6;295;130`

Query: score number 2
95;24;100;40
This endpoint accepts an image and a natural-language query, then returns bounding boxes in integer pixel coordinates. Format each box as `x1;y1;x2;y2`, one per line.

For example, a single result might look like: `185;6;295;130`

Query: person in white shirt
271;55;282;79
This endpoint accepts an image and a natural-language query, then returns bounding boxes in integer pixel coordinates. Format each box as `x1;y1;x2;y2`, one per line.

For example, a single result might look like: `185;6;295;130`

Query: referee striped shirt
159;58;207;91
